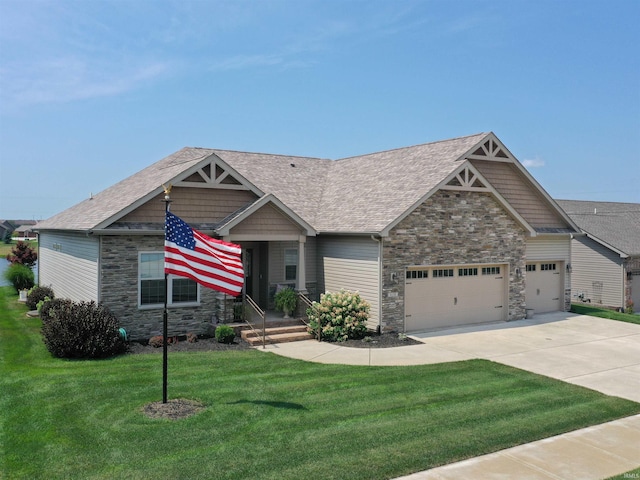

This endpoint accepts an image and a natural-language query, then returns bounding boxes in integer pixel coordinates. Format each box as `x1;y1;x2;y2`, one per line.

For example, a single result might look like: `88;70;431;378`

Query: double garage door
405;264;507;332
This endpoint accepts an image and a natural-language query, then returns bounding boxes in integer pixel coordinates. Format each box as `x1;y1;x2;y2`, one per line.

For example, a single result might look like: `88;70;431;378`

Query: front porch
222;287;316;346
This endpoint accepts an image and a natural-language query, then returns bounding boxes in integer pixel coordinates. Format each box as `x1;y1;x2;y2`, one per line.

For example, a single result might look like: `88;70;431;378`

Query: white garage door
525;262;562;313
405;264;507;332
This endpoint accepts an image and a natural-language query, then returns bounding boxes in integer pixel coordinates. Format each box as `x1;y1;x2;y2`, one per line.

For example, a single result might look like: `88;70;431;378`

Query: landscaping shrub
215;325;235;344
26;285;55;310
3;263;35;292
40;299;126;359
307;290;370;342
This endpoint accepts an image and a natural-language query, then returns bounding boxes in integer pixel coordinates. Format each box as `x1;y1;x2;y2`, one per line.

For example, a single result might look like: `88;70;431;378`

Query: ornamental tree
6;241;37;267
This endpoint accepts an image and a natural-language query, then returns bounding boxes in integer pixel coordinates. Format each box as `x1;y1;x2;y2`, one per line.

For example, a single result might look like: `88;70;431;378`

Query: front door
242;242;269;309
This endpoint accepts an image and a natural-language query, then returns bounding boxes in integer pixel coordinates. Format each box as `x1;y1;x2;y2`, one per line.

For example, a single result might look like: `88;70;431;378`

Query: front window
139;252;199;307
284;248;298;281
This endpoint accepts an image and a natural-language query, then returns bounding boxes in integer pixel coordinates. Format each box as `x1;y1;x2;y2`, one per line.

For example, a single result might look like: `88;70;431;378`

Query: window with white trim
526;264;536;272
541;263;556;271
139;252;199;307
284;248;298;281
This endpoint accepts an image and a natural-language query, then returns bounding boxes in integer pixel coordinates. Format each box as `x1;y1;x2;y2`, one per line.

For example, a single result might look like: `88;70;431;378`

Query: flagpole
162;190;172;404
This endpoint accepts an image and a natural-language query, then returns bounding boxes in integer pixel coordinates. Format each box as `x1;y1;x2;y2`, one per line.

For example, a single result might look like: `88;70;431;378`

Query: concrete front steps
241;324;314;346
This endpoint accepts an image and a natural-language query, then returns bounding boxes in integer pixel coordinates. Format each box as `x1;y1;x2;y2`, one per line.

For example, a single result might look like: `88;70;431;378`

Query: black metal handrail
297;292;320;341
244;294;266;349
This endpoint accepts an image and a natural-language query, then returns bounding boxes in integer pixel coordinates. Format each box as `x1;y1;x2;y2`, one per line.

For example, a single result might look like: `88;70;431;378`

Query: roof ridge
208;147;330;162
557;199;639;206
335;132;489;162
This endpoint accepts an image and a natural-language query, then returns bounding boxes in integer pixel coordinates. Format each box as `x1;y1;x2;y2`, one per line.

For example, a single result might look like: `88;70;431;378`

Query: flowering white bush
307;290;370;342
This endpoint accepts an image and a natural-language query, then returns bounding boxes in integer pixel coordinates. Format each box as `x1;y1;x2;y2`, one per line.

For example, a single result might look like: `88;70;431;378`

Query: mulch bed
142;398;206;420
339;334;423;348
127;332;422;355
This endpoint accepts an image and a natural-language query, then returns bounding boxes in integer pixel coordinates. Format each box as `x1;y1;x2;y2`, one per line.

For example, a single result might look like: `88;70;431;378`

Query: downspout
371;235;383;335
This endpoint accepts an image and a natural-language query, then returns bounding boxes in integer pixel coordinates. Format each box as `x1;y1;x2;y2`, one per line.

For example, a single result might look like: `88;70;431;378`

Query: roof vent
290;163;296;167
594;208;597;214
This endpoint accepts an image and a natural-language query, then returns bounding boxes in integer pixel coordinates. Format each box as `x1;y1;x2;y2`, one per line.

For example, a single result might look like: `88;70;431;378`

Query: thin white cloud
2;57;169;109
522;157;546;168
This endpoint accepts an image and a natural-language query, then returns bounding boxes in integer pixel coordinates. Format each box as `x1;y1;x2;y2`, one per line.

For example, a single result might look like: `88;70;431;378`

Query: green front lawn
3;287;639;480
571;303;640;325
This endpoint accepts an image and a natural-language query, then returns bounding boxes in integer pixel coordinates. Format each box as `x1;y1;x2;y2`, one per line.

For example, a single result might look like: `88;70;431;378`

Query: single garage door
405;264;507;332
525;262;562;313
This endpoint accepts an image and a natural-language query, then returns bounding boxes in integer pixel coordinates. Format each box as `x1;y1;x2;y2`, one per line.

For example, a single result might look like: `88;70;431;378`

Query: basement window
482;266;501;275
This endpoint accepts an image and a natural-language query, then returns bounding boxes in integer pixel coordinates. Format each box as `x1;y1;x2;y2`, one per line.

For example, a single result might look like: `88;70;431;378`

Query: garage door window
406;269;428;279
526;264;536;272
541;263;556;271
458;267;478;276
482;266;501;275
433;269;454;278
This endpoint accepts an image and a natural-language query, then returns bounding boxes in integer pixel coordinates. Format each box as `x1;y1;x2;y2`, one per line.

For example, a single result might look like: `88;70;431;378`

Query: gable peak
466;134;512;162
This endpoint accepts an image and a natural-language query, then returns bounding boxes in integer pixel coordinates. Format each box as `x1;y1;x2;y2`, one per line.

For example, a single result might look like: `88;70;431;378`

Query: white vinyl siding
525;236;571;261
571;236;624;308
318;236;381;330
38;232;99;302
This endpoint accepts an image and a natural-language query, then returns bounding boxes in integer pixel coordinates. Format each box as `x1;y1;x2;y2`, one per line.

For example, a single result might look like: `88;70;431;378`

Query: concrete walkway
257;313;640;479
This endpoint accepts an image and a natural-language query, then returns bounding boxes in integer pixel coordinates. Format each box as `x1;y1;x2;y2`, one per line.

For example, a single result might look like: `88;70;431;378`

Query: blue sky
1;0;638;220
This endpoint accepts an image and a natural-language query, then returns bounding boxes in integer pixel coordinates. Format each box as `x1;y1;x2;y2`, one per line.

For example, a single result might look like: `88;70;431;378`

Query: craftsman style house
35;132;580;339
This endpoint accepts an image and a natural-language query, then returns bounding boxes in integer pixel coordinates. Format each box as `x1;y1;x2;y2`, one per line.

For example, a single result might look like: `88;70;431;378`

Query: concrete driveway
262;312;640;402
411;312;640;402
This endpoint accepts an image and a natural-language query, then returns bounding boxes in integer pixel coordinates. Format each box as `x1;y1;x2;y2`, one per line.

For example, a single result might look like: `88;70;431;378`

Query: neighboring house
14;223;38;240
35;132;579;340
0;220;37;241
556;200;640;311
0;220;14;241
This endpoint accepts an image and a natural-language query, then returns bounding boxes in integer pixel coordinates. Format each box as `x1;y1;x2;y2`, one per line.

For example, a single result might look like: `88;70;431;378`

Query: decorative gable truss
466;136;513;161
442;166;488;191
439;162;536;236
175;157;253;190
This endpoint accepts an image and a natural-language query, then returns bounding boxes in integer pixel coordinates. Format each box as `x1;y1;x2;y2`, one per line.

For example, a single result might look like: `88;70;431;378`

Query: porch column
296;235;307;293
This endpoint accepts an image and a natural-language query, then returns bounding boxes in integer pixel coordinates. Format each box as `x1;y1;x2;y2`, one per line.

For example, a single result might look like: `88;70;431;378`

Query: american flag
164;212;244;296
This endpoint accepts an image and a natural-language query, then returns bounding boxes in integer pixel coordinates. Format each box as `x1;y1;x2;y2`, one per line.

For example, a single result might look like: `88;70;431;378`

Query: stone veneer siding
381;190;527;332
100;235;223;340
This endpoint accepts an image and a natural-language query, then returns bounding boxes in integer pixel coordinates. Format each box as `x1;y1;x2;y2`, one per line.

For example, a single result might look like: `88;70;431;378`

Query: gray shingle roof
556;200;640;256
35;148;214;230
316;133;487;232
36;132;536;235
211;150;332;229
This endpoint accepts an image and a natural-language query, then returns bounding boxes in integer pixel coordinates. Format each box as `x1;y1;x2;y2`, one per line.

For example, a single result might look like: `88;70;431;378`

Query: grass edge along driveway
2;287;640;480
